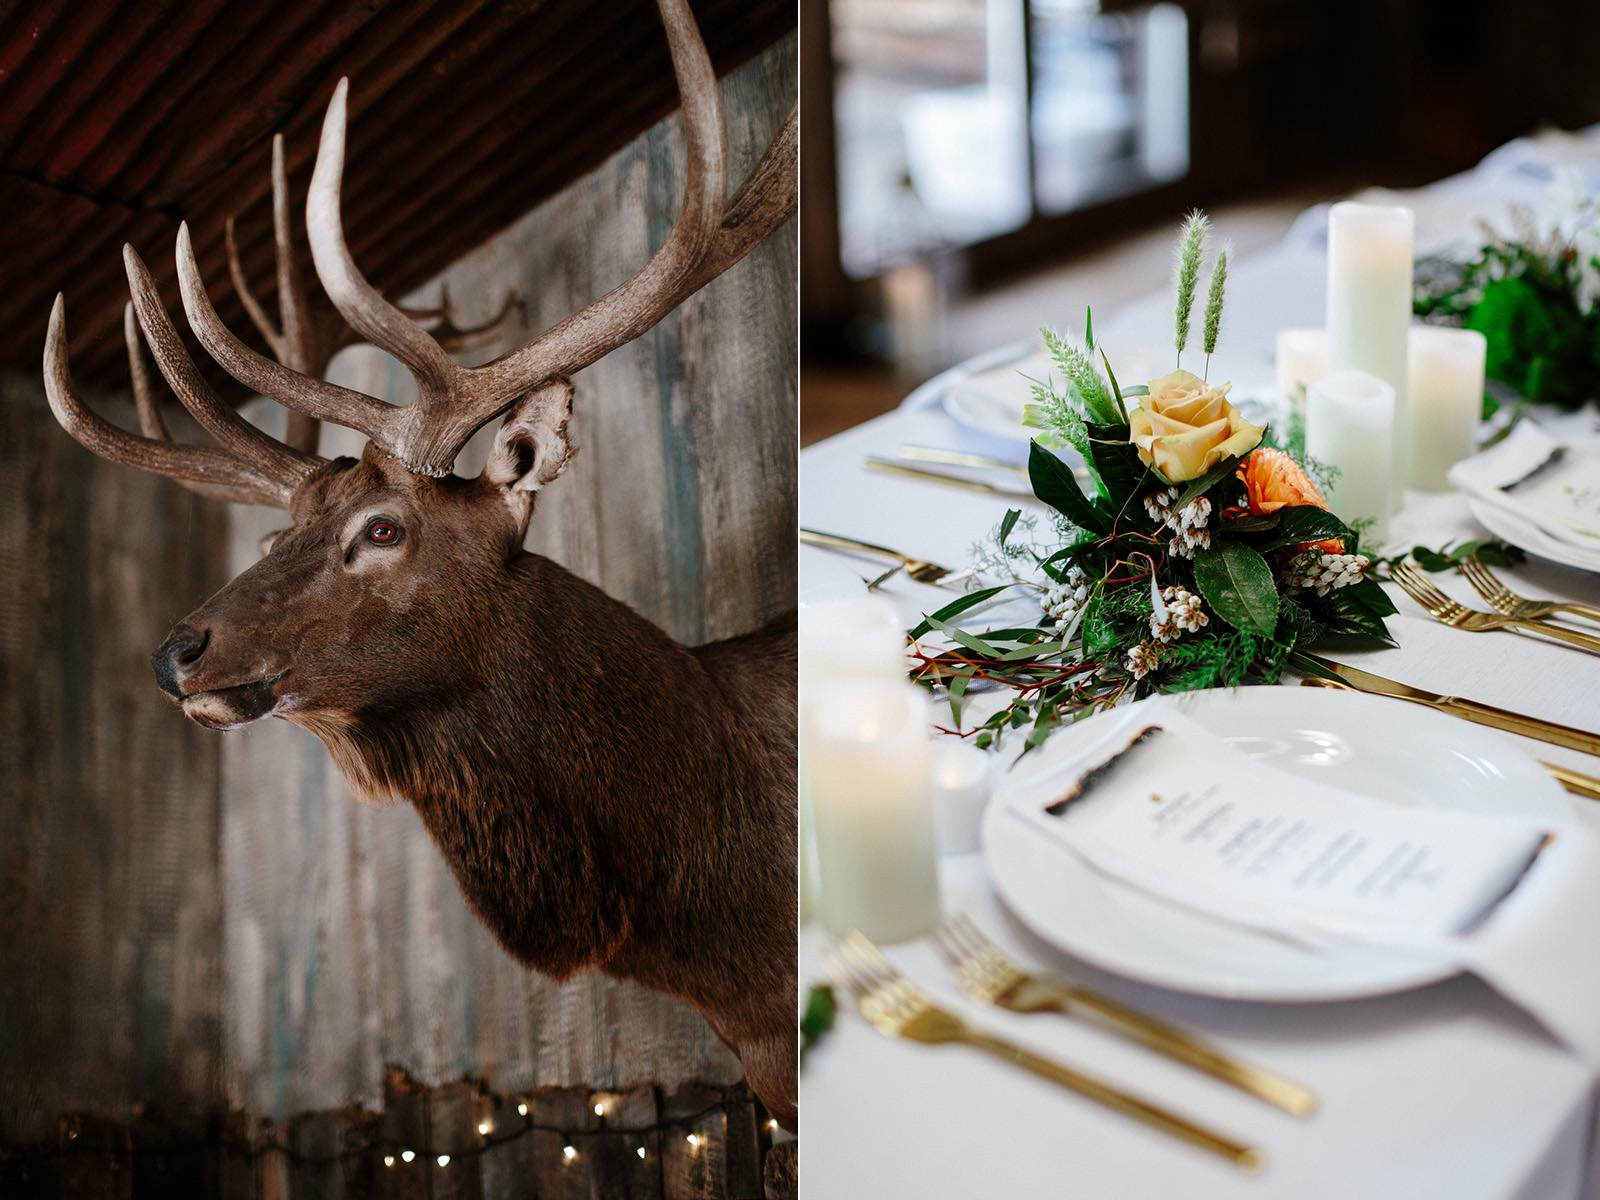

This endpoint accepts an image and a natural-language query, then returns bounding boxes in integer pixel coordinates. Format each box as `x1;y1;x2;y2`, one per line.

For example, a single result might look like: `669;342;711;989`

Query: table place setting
800;133;1600;1196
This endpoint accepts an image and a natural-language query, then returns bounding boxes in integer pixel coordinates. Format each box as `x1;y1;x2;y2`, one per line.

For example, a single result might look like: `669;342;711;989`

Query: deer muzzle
152;623;286;729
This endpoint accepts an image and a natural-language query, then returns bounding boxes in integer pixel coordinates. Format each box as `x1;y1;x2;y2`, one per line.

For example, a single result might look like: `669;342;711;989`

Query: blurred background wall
801;0;1600;441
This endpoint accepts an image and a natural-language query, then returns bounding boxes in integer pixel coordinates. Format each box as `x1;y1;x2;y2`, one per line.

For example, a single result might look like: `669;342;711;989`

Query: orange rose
1237;447;1342;551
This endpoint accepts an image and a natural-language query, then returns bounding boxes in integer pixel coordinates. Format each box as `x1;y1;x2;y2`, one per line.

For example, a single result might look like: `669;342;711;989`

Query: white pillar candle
798;597;908;923
930;740;994;856
1275;328;1326;417
1407;326;1486;492
1325;203;1413;509
808;680;940;943
1305;369;1395;547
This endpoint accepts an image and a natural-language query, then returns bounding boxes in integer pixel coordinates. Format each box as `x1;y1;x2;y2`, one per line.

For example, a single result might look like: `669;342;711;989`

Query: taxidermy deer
44;0;799;1126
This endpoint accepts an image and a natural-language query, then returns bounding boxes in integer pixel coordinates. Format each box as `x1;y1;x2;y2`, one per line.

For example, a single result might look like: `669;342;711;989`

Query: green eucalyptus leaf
1193;544;1280;636
907;585;1014;640
998;508;1020;548
947;667;973;727
923;615;1005;659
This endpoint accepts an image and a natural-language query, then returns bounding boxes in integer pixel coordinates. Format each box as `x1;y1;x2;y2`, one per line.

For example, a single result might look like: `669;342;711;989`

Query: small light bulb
517;1102;529;1117
401;1150;415;1164
436;1154;450;1168
477;1119;493;1136
636;1146;646;1159
767;1119;778;1132
383;1155;395;1168
593;1102;604;1117
686;1132;703;1148
562;1144;577;1162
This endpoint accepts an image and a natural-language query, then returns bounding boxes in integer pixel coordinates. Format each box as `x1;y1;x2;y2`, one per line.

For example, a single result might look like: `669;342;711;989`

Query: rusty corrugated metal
0;0;794;391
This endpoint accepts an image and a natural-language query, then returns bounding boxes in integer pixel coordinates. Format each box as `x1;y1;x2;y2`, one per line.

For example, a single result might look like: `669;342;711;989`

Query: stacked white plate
1449;421;1600;573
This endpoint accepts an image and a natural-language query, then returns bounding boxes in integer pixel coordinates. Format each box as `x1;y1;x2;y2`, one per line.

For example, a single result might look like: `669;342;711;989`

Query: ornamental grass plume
1202;242;1230;375
1040;327;1121;425
1173;211;1209;361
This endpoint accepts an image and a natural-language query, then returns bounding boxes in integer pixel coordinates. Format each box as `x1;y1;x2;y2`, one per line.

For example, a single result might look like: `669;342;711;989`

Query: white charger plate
982;685;1572;1001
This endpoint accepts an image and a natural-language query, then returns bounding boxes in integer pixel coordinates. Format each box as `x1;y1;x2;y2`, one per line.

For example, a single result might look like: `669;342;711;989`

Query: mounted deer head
44;0;799;1127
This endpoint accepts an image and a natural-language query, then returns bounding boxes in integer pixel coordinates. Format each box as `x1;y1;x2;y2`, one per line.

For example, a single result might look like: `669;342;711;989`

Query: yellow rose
1128;370;1265;482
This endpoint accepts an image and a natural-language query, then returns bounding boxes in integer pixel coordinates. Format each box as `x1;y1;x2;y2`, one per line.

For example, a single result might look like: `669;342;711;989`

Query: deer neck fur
294;551;797;1024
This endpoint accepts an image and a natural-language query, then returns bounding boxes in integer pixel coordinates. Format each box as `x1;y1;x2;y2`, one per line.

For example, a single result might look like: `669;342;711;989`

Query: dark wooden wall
0;383;228;1142
0;32;796;1153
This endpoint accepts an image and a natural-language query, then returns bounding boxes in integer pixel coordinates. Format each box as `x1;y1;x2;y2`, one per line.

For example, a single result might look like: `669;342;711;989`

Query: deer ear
485;378;578;493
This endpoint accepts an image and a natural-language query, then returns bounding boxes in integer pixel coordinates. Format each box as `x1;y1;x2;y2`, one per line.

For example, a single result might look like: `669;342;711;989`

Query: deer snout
151;625;210;699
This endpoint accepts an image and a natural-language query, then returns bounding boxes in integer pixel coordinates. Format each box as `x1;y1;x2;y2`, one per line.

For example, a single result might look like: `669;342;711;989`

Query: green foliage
1029;440;1108;535
1040;327;1122;425
1371;538;1526;577
1193;544;1279;636
1174;211;1208;359
1414;208;1600;412
801;985;836;1058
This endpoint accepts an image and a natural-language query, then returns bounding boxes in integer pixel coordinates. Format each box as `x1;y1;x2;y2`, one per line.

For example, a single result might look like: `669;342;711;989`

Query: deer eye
365;518;401;546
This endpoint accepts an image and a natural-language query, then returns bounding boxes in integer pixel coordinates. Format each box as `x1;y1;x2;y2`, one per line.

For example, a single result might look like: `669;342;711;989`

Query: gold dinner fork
934;915;1316;1117
1391;561;1600;655
1458;556;1600;627
801;528;969;586
824;930;1263;1170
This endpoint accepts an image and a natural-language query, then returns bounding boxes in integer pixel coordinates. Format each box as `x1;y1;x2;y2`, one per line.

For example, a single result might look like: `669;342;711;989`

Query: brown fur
153;447;797;1125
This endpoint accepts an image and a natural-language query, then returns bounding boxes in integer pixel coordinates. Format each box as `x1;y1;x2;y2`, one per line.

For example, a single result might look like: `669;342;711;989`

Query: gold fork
825;931;1263;1171
801;528;969;586
1391;562;1600;655
934;915;1316;1117
1459;556;1600;627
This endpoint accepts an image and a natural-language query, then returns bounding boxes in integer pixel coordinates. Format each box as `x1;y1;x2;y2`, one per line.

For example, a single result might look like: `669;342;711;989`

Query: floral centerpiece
913;214;1396;754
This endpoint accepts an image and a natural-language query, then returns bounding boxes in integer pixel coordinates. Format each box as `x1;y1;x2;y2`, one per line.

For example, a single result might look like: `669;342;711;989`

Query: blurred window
831;0;1189;279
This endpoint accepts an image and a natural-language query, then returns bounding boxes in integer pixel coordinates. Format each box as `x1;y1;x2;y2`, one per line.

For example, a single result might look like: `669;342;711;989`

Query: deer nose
152;625;210;699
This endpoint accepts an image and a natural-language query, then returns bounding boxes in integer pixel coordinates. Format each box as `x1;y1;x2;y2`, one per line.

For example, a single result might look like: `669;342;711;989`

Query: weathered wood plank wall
216;35;796;1119
0;384;228;1143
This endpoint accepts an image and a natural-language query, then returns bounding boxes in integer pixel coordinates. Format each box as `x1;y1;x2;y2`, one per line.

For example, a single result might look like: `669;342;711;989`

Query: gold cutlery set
1390;559;1600;654
825;918;1309;1170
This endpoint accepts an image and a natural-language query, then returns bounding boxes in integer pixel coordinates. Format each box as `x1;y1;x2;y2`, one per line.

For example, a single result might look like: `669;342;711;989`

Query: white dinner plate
1466;495;1600;575
982;685;1573;1001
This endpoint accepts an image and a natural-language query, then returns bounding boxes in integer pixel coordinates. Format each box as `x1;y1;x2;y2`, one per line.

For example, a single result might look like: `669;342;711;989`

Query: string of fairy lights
3;1085;779;1170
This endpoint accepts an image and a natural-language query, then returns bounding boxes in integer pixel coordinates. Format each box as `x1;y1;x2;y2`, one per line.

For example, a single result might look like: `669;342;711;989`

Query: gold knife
898;445;1030;475
1299;654;1600;758
864;457;1046;503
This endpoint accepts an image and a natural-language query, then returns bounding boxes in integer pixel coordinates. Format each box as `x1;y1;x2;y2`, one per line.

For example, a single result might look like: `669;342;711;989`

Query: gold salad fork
801;528;967;586
1391;561;1600;655
1459;556;1600;627
934;915;1316;1117
825;930;1263;1170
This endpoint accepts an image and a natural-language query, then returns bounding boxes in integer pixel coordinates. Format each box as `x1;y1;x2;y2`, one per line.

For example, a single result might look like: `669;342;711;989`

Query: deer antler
176;0;797;479
44;241;326;510
223;135;524;458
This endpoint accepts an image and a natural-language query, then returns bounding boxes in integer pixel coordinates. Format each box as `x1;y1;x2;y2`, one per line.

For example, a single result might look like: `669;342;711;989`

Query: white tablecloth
799;129;1600;1198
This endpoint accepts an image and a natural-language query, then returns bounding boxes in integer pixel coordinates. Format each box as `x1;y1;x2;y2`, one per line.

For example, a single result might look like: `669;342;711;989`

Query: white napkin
1008;699;1553;946
1448;421;1600;549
